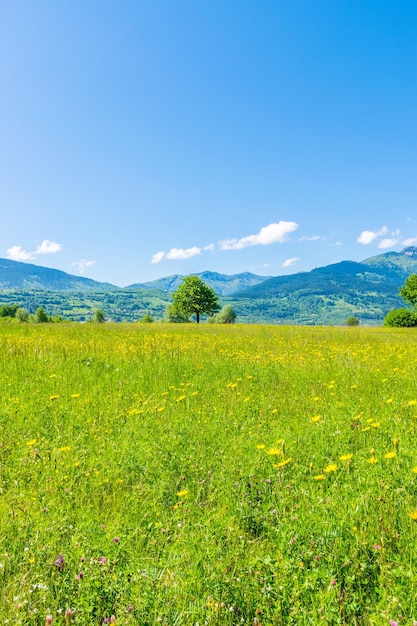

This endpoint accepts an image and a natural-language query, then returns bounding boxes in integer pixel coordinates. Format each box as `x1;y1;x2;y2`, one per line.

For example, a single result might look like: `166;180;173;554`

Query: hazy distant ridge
0;258;117;292
127;270;271;296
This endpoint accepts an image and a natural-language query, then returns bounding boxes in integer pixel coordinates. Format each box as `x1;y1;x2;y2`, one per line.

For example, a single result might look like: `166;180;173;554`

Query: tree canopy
399;274;417;309
171;276;220;323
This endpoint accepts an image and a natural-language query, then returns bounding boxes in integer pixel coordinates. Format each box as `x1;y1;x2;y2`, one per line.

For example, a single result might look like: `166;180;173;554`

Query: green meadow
1;323;417;625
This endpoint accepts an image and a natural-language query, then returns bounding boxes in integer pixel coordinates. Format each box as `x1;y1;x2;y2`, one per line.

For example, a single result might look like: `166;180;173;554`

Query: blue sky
1;1;416;287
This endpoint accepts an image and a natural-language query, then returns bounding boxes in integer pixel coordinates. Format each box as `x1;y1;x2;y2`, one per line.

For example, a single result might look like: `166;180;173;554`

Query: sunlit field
1;323;417;625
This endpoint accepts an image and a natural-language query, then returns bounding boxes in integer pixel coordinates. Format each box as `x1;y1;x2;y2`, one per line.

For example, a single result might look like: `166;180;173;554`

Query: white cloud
151;243;213;263
166;246;202;260
6;238;62;263
330;241;342;247
36;239;62;254
219;221;299;251
6;246;35;262
299;235;323;242
71;259;96;274
281;257;300;268
402;237;417;246
378;238;398;249
151;251;166;264
357;226;388;245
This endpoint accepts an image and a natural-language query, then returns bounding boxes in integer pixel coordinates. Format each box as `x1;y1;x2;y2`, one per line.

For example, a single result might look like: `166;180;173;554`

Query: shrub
346;316;360;326
139;314;154;323
384;308;417;327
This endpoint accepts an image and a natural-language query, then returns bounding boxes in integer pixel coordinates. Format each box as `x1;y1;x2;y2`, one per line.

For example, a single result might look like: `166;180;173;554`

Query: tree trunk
196;311;200;323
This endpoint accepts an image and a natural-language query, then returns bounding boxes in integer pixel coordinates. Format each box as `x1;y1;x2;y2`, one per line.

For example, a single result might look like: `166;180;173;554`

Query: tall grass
1;323;417;624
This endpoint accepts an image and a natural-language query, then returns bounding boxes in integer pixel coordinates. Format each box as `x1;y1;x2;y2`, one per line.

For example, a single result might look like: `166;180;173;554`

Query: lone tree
172;276;220;323
399;274;417;308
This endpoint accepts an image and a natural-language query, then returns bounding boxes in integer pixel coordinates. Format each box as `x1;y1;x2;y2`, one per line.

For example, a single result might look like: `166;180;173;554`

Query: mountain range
1;247;417;324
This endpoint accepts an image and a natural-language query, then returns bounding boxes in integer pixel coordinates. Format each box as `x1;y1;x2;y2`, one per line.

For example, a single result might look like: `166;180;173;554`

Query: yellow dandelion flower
311;415;321;423
339;454;353;461
370;422;380;428
176;489;188;497
176;395;186;402
362;426;371;432
50;395;60;401
71;393;80;398
274;458;292;468
368;457;378;464
408;400;417;406
313;474;326;480
412;467;417;474
26;439;37;446
267;447;281;456
324;463;338;473
244;397;250;402
256;444;266;450
384;452;396;459
386;398;393;404
408;510;417;521
59;446;72;452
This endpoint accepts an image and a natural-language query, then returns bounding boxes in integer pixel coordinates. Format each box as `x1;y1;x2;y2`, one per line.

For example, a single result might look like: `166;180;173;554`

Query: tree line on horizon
1;273;417;327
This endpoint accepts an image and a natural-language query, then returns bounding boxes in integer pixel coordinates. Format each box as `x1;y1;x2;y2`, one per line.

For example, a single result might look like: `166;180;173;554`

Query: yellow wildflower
267;447;281;456
274;458;292;468
339;454;353;461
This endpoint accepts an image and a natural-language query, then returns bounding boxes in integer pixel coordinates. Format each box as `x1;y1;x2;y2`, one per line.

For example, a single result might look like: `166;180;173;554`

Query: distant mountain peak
402;246;417;257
